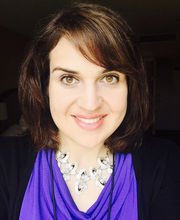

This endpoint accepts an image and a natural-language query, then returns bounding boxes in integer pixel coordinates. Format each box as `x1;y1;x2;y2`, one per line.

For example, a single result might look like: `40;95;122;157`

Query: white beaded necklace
56;149;113;195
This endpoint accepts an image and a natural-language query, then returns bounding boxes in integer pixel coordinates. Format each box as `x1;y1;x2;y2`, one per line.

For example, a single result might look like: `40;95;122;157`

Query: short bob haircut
19;2;150;153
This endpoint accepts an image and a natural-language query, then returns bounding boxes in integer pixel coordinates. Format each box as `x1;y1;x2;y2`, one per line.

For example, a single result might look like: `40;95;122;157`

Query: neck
57;137;109;169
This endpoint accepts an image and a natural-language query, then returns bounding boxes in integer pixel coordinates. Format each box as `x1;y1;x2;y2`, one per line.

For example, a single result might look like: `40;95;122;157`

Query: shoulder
133;135;180;167
0;135;37;185
132;136;180;219
0;135;34;150
0;136;38;219
132;135;180;194
0;135;37;166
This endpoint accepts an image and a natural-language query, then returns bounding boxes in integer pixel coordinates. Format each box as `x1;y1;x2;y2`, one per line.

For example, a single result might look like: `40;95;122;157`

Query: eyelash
60;75;78;85
102;74;119;84
60;74;120;86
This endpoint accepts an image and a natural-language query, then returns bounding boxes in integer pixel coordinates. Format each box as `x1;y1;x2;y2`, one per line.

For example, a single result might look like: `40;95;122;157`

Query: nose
77;84;102;112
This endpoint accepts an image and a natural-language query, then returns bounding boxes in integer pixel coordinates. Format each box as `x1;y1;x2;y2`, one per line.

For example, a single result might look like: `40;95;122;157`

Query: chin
73;135;109;149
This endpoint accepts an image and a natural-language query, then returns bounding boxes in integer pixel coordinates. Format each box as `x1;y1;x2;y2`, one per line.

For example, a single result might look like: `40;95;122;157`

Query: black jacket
0;136;180;220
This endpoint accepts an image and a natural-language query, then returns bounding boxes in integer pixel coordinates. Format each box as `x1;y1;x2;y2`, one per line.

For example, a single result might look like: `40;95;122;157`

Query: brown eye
61;75;78;85
106;75;114;82
103;74;119;84
66;76;73;83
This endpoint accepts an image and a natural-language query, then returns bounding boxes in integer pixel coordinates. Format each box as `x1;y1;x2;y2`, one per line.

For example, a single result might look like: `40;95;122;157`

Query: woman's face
48;37;128;149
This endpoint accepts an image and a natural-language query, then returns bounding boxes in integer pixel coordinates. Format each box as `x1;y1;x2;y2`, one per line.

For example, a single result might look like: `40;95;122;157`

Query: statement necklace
56;150;113;195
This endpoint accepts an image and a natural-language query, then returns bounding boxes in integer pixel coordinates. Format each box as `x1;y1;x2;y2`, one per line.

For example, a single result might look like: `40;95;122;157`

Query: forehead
49;37;105;74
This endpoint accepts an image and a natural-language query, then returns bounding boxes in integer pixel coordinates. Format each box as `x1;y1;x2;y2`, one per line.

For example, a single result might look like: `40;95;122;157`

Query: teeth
77;117;102;124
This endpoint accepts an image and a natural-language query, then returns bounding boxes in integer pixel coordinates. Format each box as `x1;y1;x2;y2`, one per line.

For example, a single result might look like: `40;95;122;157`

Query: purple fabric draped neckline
19;150;138;220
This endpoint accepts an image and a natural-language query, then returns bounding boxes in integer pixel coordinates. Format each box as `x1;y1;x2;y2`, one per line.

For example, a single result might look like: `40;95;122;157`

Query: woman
0;2;180;220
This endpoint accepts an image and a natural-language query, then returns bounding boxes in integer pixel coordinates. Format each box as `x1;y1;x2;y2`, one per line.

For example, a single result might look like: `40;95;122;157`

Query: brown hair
19;2;150;153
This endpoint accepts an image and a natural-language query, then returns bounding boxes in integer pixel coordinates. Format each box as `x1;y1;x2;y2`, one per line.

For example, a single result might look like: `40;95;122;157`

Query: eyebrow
52;66;108;75
52;67;79;75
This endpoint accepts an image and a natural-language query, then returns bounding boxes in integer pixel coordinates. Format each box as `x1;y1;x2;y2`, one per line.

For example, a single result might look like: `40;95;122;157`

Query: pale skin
48;37;128;212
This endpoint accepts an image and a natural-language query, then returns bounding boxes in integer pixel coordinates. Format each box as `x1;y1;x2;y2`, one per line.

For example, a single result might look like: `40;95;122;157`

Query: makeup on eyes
58;73;120;86
58;71;121;85
51;65;125;87
102;74;119;83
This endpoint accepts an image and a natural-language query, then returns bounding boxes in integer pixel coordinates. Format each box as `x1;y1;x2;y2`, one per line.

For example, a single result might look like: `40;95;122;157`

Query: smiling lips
72;114;107;131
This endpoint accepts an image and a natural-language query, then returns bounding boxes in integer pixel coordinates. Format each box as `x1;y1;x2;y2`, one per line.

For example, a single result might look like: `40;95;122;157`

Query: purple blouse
19;150;138;219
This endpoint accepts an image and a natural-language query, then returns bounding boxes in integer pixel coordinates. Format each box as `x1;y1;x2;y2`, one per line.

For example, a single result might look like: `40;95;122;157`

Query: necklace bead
56;150;113;195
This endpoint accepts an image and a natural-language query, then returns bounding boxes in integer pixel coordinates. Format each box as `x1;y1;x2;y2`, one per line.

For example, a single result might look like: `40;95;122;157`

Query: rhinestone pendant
96;176;107;188
89;167;101;180
56;151;70;163
56;149;114;195
74;181;87;194
77;169;89;181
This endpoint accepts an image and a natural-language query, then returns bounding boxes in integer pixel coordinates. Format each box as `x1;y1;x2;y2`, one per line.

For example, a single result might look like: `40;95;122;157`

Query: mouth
72;115;106;122
71;114;107;130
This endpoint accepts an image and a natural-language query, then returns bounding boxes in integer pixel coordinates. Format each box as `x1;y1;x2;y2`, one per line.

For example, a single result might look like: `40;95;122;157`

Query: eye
102;74;119;84
60;75;78;85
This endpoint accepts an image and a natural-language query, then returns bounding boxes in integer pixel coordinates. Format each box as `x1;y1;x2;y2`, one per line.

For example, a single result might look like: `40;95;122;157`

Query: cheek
104;88;128;113
109;96;127;111
48;82;63;115
49;92;67;115
48;83;76;115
